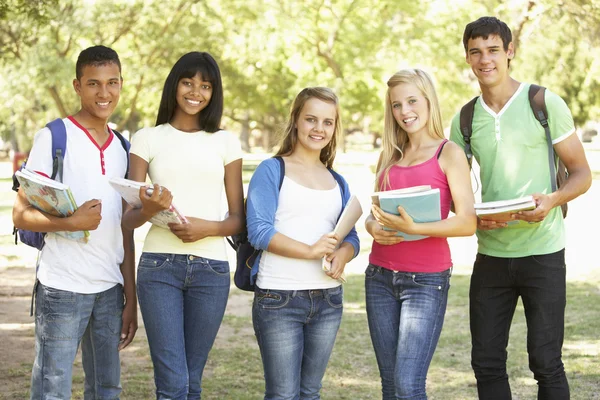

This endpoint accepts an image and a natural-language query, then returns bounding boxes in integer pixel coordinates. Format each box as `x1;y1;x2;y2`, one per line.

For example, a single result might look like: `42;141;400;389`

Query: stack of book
373;185;441;241
475;196;537;227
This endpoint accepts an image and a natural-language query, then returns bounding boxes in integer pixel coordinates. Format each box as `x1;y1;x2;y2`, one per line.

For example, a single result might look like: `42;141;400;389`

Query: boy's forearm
13;194;77;232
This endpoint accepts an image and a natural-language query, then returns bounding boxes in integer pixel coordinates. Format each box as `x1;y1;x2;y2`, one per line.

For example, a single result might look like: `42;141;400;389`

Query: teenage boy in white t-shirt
12;45;137;399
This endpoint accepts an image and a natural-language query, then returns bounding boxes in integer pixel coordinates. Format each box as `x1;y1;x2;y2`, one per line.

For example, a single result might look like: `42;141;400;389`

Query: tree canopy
1;0;598;152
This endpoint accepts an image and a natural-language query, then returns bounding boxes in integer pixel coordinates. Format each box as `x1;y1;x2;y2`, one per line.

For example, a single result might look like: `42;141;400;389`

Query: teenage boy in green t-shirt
450;16;591;400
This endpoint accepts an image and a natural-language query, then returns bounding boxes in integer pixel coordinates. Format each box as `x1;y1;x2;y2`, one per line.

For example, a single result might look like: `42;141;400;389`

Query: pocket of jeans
411;273;448;291
137;253;169;270
42;285;76;322
255;290;289;309
531;251;565;269
365;264;380;279
206;259;230;275
325;286;344;309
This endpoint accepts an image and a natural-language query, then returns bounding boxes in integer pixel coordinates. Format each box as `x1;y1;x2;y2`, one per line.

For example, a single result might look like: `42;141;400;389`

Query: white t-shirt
256;177;342;290
25;117;127;294
130;123;243;260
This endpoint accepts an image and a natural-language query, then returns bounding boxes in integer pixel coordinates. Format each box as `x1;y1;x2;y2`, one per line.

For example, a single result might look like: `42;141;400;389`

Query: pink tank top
369;140;452;273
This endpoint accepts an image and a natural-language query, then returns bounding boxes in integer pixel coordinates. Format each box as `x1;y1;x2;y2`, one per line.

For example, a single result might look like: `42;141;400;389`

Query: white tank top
256;176;342;290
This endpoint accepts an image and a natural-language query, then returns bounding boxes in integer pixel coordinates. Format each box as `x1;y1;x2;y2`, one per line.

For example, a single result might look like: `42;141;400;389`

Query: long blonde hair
274;87;341;169
376;69;445;190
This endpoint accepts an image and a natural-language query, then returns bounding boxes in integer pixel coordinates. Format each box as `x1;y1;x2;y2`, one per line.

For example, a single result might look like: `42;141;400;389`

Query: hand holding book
373;187;441;241
109;178;188;229
67;199;102;232
510;193;554;224
15;168;91;243
139;183;175;219
322;195;363;283
372;203;416;237
168;217;218;243
475;196;539;229
323;244;354;283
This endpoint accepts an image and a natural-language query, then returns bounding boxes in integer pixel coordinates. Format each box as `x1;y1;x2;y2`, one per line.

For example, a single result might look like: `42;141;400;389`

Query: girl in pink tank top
364;69;476;399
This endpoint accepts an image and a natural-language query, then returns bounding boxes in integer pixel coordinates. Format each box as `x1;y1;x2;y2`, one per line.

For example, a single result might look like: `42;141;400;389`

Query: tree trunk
261;129;270;151
240;111;251;152
47;86;68;118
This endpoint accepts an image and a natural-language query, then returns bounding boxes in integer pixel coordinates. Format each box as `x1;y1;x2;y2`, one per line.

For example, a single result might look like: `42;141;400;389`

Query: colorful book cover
15;169;89;243
378;188;441;241
108;177;188;229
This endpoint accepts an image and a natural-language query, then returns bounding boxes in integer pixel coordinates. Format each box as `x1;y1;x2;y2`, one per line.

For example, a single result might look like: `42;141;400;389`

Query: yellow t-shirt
131;123;242;260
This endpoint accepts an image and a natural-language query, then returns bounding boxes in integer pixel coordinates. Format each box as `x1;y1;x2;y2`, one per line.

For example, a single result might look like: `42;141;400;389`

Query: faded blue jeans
252;285;344;400
30;282;124;400
365;264;451;400
136;253;230;400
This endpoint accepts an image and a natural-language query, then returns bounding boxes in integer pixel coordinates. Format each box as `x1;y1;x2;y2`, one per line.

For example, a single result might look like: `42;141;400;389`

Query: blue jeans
137;253;230;400
365;264;450;400
252;286;344;400
30;283;124;400
470;250;569;400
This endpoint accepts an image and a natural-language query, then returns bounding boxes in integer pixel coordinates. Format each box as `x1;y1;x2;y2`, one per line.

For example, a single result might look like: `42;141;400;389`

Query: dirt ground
0;262;255;399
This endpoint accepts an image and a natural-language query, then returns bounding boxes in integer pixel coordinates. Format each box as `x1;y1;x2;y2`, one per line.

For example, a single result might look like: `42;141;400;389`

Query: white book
474;196;537;227
109;177;188;229
322;195;363;283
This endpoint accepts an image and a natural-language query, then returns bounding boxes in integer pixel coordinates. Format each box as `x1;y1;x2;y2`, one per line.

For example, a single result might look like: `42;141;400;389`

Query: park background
0;0;599;398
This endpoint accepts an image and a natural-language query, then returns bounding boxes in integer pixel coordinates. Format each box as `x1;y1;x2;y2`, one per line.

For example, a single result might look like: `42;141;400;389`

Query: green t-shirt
450;83;575;257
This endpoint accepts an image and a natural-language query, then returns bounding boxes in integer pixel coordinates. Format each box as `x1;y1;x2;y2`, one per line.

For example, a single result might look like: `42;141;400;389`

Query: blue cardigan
246;157;360;283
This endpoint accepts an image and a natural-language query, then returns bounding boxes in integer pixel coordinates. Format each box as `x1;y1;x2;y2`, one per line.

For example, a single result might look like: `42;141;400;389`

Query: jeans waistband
368;264;452;277
256;286;342;298
143;253;226;264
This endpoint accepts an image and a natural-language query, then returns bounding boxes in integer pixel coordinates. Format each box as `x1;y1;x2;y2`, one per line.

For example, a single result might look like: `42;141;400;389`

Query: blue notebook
378;188;441;241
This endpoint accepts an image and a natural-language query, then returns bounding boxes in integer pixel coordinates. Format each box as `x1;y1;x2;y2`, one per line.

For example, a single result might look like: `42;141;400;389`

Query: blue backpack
12;118;131;250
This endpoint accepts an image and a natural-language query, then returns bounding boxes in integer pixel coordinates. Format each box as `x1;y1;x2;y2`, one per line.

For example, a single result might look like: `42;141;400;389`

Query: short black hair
463;16;512;53
155;52;224;133
76;45;121;80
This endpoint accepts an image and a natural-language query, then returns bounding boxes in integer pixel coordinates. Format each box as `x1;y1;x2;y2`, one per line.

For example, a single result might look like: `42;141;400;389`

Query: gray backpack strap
528;84;568;217
529;85;557;191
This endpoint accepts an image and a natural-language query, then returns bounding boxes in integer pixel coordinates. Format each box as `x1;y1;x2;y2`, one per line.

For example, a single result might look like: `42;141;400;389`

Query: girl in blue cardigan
246;87;359;399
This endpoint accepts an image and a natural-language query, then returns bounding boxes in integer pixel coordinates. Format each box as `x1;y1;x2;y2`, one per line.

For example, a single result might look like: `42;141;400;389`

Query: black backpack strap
459;96;479;169
274;156;285;190
112;129;131;178
529;84;557;192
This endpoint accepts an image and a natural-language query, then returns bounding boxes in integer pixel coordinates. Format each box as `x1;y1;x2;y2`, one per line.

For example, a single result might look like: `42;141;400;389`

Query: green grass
4;274;599;399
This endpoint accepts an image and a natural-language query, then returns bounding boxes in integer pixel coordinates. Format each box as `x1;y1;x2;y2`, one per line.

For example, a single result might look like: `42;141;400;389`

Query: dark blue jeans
30;283;123;400
365;264;451;400
252;286;344;400
137;253;230;400
470;249;569;400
